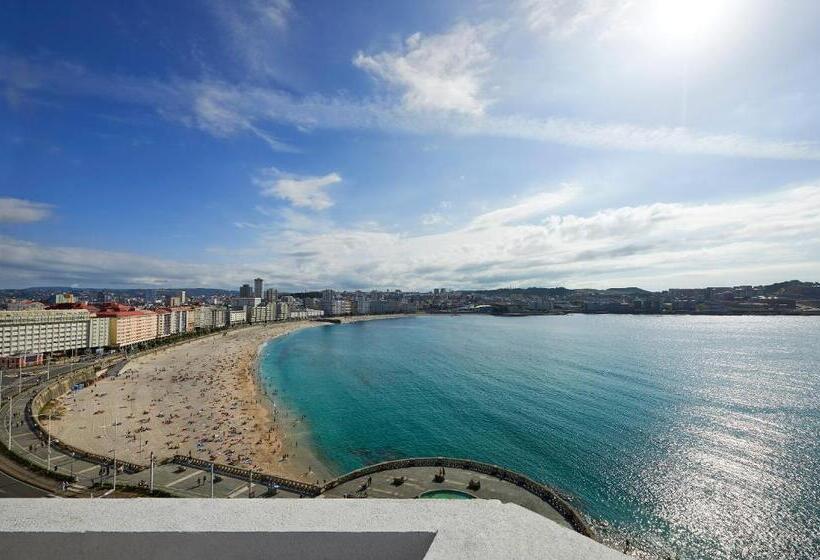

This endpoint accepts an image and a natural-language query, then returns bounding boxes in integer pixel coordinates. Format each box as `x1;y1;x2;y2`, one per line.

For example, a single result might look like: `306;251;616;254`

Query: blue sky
2;0;820;290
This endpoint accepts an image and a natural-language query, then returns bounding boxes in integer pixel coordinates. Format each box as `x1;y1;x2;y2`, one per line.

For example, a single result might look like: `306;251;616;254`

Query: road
0;468;50;498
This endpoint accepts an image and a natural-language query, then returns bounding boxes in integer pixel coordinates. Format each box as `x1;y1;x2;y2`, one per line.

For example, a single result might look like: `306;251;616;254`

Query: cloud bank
2;185;819;290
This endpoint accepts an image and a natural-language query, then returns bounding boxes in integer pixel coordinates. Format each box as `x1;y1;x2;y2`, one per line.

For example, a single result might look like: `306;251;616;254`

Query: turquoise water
260;315;820;559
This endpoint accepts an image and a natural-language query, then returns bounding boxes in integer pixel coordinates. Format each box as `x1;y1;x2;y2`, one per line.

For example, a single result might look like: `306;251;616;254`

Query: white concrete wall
0;499;627;560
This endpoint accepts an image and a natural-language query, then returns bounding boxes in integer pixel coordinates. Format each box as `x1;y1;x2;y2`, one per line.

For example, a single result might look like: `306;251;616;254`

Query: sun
646;0;733;52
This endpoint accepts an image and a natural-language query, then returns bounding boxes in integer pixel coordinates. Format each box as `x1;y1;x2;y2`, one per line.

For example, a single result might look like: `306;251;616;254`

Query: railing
321;456;594;538
171;455;322;497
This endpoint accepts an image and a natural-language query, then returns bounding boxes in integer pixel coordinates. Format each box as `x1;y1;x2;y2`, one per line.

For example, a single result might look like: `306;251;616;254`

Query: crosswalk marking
228;484;249;498
166;470;201;488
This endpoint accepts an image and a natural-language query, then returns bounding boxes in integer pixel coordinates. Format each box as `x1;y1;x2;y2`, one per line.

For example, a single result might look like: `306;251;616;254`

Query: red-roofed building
97;306;158;348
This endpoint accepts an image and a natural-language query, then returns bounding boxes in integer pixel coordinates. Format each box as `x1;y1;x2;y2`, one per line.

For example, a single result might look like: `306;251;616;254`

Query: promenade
322;464;573;529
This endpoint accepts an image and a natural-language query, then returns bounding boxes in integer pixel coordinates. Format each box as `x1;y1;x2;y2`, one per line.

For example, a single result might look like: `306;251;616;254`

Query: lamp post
113;415;118;492
7;395;12;449
211;462;214;499
149;452;154;494
47;412;52;471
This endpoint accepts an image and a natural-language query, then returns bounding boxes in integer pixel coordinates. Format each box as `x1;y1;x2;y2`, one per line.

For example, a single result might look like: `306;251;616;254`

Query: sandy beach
46;315;409;484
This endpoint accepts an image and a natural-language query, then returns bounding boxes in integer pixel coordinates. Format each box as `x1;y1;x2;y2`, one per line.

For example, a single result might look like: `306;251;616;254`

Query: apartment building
247;304;275;324
227;308;246;325
155;308;173;337
88;316;111;348
275;301;290;320
0;309;95;357
97;307;158;348
195;306;228;329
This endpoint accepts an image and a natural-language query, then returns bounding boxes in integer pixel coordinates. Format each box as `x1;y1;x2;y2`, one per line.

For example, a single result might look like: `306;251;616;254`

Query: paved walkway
321;465;572;529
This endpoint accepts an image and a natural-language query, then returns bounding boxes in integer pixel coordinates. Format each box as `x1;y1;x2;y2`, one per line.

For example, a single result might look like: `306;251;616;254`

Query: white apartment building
228;309;246;325
354;296;370;315
156;309;172;337
170;308;188;334
323;299;351;316
0;309;95;357
88;316;111;348
247;304;275;324
156;307;190;337
289;309;324;320
197;306;228;328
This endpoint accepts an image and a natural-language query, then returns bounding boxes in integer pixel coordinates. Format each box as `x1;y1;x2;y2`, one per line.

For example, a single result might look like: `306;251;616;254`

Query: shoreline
251;314;417;484
46;321;323;482
45;314;417;485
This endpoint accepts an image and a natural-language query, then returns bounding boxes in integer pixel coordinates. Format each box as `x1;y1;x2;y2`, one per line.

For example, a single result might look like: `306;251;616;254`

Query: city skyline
3;1;820;291
1;278;818;295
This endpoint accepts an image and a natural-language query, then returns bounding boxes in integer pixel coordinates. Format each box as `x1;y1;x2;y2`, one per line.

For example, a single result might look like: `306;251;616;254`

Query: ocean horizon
259;314;820;560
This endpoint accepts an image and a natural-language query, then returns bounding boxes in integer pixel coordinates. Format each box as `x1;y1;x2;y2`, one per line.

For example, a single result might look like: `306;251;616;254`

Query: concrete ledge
0;499;628;560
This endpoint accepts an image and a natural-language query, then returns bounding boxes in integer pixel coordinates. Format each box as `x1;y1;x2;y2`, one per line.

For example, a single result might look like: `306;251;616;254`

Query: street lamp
47;412;52;471
7;395;12;449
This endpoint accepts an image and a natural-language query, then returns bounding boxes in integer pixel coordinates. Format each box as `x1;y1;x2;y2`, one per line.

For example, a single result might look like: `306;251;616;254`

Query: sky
2;0;820;291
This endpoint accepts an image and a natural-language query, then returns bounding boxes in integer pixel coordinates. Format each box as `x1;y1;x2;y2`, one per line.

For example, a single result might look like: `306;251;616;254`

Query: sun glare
645;0;733;52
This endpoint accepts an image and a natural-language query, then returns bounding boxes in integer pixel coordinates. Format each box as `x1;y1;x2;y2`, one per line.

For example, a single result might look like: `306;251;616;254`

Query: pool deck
321;465;573;529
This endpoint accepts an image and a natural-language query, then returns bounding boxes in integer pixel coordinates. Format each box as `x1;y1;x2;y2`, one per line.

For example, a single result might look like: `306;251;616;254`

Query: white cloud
187;81;820;160
191;86;297;152
2;185;820;290
208;0;293;80
354;24;493;115
4;54;820;161
469;184;580;228
0;198;53;223
0;236;221;288
421;212;447;226
520;0;629;38
254;167;341;210
257;183;820;290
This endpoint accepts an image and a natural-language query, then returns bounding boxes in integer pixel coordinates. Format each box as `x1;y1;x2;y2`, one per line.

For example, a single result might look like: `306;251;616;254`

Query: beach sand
47;315;409;484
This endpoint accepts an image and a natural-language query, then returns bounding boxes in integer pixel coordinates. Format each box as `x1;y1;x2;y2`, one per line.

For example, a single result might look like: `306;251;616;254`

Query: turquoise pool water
260;314;820;559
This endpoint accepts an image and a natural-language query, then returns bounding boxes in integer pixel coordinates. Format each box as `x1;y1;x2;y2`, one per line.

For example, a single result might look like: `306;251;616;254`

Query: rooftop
0;499;628;560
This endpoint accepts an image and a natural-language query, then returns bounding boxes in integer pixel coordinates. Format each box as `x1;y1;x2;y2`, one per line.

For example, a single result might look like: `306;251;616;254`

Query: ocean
259;314;820;559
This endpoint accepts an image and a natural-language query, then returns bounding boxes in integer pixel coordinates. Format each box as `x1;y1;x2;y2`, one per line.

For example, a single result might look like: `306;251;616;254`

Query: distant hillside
760;280;820;298
0;287;236;300
602;287;653;295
